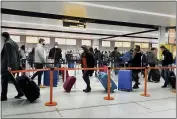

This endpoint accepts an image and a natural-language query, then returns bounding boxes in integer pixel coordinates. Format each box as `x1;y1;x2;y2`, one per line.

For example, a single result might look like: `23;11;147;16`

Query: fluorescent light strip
2;30;102;39
2;20;158;36
71;2;176;18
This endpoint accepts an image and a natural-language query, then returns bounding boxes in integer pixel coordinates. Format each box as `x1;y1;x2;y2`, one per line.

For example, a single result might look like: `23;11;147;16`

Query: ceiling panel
2;14;158;38
2;1;176;26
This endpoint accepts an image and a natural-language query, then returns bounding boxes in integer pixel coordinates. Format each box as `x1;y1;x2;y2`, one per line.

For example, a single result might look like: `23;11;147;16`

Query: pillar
92;39;99;50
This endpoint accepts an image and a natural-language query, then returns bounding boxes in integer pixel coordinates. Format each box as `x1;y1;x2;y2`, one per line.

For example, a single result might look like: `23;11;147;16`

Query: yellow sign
64;4;86;17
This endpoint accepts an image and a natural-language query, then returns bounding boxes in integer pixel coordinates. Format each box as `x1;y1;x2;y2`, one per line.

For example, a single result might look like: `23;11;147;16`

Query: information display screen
115;42;123;47
11;35;20;43
141;43;149;48
26;36;38;43
66;39;76;45
122;42;131;47
82;40;91;46
102;41;110;47
55;38;66;45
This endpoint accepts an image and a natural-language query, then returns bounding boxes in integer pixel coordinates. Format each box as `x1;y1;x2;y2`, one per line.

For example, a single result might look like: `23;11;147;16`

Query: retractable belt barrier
10;66;176;106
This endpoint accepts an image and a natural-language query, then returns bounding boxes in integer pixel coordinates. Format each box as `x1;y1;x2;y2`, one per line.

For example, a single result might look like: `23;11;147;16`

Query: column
92;39;99;50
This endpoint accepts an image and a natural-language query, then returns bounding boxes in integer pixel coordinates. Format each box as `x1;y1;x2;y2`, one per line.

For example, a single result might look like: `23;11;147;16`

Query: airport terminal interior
0;1;176;118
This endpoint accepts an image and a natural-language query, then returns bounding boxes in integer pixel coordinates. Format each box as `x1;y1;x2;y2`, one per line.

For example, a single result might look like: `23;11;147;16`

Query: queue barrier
10;66;176;106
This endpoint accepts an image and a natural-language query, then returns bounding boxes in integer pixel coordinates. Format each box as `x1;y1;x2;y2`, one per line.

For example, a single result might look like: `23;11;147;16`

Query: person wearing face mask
49;43;62;67
81;45;95;93
1;32;24;101
31;38;46;88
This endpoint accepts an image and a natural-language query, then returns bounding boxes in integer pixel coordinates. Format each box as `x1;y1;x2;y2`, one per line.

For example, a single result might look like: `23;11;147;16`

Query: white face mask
81;49;84;53
55;46;58;48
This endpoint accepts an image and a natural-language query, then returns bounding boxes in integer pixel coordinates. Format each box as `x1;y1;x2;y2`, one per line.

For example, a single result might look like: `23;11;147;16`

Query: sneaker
14;93;24;99
1;95;7;101
39;85;47;88
148;80;153;82
83;87;91;93
133;84;139;89
161;85;167;88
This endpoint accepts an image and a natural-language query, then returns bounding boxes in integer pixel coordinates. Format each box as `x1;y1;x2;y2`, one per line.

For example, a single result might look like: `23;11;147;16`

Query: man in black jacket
81;45;95;93
1;32;24;101
160;46;173;88
48;43;62;67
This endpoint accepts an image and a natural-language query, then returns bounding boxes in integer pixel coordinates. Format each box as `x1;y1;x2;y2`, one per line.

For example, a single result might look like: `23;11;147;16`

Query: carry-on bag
98;72;117;92
16;75;40;102
44;70;58;87
63;76;76;92
169;71;176;89
151;69;160;82
118;70;132;91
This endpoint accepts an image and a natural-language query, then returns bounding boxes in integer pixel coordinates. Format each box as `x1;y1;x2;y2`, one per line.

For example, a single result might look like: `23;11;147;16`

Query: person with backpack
160;45;174;88
1;32;24;101
147;48;159;82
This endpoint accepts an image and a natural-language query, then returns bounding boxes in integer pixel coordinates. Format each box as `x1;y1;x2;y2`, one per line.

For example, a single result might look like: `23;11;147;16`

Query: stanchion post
140;67;151;97
45;68;57;106
104;67;114;100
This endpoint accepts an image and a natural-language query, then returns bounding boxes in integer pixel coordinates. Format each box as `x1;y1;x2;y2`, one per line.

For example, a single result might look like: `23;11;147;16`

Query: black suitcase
16;75;40;102
152;69;160;82
169;71;176;89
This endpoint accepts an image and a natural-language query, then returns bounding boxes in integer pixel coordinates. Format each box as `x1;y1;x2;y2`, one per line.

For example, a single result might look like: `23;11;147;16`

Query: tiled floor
1;71;176;118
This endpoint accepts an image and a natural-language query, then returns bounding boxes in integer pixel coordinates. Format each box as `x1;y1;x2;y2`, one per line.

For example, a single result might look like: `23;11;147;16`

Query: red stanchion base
172;90;176;93
104;96;114;100
140;93;151;97
45;102;57;106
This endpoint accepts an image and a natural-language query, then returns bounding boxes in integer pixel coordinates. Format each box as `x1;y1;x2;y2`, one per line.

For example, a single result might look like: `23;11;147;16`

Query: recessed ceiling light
71;2;176;18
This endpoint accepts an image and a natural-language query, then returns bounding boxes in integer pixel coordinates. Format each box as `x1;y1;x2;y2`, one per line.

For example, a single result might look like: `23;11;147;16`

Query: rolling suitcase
16;75;40;102
98;72;117;92
43;70;58;87
63;76;76;92
61;68;69;82
152;69;160;82
118;70;132;91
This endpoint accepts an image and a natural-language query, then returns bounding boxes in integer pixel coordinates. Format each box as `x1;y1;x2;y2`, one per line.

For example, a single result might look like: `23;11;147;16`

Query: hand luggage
68;63;75;68
169;71;176;89
98;72;117;92
61;68;69;82
16;75;40;102
151;69;160;82
43;70;58;87
118;70;132;91
63;76;76;92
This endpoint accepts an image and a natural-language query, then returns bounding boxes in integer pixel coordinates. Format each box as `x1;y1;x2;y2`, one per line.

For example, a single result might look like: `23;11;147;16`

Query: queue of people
1;32;176;101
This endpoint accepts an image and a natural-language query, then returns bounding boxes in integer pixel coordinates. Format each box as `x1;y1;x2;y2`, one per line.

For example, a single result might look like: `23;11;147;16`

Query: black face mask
42;43;45;46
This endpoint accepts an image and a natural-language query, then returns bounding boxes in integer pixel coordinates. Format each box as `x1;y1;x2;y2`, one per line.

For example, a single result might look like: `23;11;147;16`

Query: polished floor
1;70;176;118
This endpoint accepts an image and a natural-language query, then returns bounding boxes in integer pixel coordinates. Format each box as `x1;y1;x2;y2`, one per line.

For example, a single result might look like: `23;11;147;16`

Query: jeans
31;63;44;86
161;67;170;86
1;72;22;97
148;64;156;80
82;70;90;88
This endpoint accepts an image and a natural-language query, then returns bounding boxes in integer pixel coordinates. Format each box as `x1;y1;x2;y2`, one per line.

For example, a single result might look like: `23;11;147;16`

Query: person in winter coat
48;43;62;67
110;47;121;75
28;47;35;68
1;32;23;101
130;45;142;89
160;45;173;88
81;45;95;93
147;48;158;82
31;38;46;88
